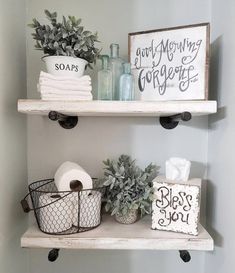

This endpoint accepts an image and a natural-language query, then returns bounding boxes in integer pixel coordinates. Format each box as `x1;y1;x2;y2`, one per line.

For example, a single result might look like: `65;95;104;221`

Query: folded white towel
41;94;93;101
40;90;92;96
39;82;92;92
41;91;92;97
39;77;91;87
37;84;91;94
38;71;93;101
40;71;91;84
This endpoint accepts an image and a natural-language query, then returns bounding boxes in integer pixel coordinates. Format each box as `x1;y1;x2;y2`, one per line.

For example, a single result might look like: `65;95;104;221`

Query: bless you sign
152;177;201;235
129;23;210;101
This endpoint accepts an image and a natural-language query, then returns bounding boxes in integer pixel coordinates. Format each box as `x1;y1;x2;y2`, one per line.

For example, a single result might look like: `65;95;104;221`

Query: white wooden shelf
18;99;217;117
21;215;213;251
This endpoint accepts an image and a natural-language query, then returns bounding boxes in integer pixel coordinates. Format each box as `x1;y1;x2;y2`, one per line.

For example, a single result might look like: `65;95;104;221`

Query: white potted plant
102;155;158;224
29;10;100;77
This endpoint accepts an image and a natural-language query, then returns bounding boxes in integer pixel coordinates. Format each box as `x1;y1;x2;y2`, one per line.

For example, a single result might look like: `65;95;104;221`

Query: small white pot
43;56;88;78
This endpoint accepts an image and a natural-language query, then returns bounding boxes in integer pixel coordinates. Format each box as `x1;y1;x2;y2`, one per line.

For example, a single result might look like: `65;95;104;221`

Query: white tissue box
152;176;201;235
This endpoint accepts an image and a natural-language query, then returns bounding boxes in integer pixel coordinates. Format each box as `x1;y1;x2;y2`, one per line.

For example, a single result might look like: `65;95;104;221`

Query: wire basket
21;178;106;235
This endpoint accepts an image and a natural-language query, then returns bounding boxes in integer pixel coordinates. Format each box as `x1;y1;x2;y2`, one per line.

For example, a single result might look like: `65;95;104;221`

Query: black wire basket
21;178;106;235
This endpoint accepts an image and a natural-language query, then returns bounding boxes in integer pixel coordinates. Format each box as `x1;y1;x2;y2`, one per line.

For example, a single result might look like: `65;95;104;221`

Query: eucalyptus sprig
29;10;101;68
102;155;158;217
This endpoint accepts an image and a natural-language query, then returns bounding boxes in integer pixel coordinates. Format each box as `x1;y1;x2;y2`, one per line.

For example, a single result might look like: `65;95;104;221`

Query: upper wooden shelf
21;215;213;251
18;100;217;117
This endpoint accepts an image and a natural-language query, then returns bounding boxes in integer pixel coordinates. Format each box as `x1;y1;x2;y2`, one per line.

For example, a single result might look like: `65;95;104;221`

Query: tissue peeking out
165;157;191;182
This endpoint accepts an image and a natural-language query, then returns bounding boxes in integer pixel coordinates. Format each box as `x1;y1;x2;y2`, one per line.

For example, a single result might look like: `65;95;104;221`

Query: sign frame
128;23;210;101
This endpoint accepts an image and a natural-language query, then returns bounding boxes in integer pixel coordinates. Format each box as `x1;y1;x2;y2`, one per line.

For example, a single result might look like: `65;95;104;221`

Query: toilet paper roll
166;157;191;182
73;191;102;228
54;161;93;192
39;193;73;233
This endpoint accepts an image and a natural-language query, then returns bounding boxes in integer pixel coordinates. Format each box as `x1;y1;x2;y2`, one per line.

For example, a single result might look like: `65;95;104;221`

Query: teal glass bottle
119;63;134;101
98;55;112;100
109;43;124;100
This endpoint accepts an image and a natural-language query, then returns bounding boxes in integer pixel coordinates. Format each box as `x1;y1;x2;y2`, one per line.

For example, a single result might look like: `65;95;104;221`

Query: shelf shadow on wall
208;35;227;129
189;161;207;226
209;36;222;102
205;179;224;248
209;106;227;129
190;161;207;179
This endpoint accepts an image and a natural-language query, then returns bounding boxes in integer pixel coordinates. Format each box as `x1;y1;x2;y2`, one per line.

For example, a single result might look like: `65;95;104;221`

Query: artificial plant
29;10;100;68
103;155;158;217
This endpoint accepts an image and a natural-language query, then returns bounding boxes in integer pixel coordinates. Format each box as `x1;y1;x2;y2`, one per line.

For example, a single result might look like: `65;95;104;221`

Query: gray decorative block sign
152;176;201;235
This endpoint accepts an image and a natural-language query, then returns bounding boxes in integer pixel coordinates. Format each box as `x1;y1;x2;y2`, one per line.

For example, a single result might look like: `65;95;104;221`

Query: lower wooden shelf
21;215;213;251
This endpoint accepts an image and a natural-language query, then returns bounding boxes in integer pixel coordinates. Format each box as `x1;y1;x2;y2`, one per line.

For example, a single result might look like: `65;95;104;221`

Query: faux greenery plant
103;155;158;218
29;10;100;68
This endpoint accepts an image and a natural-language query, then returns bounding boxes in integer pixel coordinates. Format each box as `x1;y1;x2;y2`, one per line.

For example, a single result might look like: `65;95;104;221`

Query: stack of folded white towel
37;71;93;101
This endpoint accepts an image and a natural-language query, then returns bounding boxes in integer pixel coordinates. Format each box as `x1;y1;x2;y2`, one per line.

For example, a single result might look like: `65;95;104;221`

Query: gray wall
3;1;234;273
0;0;28;273
205;0;235;272
26;1;210;273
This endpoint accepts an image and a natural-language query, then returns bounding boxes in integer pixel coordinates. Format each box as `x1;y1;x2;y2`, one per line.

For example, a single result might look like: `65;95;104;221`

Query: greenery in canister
102;155;158;217
28;10;100;68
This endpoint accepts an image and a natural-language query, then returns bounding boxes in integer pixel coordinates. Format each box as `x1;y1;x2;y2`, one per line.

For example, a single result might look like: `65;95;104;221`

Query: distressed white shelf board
18;100;217;117
21;215;214;251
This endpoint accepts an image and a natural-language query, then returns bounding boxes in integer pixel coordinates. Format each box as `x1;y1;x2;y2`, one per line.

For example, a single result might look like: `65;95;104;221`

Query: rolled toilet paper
39;193;74;233
166;157;191;182
54;161;93;192
73;191;102;228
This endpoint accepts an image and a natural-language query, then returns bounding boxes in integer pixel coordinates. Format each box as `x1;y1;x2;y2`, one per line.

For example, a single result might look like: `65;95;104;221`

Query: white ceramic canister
43;56;88;78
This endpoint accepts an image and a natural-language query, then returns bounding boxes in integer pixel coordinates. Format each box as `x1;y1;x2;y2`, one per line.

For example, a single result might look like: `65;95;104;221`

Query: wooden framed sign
129;23;210;101
152;177;201;235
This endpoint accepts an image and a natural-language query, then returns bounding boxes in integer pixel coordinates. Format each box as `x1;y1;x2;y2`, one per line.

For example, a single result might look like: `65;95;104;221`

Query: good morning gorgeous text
155;186;193;227
133;37;202;94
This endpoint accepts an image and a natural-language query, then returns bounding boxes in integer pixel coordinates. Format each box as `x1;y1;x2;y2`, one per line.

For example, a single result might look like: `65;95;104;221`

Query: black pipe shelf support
160;111;192;129
179;250;191;262
48;110;191;130
46;249;191;263
48;111;78;129
47;249;190;263
48;248;60;262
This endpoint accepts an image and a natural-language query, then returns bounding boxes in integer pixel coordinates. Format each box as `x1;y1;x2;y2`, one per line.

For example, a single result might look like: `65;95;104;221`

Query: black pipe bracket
48;111;78;129
179;250;191;263
46;249;190;262
48;248;60;262
160;111;192;129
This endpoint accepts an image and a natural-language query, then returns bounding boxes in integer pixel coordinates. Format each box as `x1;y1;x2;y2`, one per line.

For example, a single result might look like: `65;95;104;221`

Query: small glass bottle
109;43;124;100
119;63;134;101
98;55;112;100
